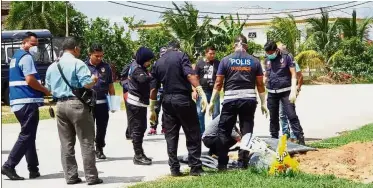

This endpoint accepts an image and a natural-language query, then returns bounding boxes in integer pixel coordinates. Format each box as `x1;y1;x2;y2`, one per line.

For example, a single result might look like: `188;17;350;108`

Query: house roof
134;17;366;30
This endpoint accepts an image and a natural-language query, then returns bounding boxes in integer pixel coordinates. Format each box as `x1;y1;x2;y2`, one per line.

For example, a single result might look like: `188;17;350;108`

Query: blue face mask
267;53;277;60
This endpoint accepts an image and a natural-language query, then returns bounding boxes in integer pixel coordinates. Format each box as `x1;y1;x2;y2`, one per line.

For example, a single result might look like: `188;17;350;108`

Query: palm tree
337;9;373;41
5;2;60;34
304;8;340;61
162;2;213;62
268;14;300;55
205;14;247;51
5;1;81;37
295;50;325;70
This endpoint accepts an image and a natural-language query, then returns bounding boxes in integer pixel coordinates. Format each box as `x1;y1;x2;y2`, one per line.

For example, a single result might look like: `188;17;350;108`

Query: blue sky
72;1;373;25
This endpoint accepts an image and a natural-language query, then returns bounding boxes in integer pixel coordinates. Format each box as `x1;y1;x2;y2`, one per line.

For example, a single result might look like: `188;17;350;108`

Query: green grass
2;105;56;124
130;168;372;188
2;82;126;124
309;123;373;149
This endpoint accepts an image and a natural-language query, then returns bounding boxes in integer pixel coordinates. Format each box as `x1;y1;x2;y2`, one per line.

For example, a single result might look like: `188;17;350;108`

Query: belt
224;89;257;100
57;96;79;102
267;87;291;94
127;93;148;107
96;99;107;104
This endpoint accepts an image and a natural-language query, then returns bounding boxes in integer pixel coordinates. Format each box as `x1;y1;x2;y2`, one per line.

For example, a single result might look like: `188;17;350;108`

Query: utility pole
65;1;69;37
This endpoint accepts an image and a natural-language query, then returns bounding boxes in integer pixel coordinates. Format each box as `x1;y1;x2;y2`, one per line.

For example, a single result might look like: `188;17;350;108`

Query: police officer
127;47;155;165
208;34;268;170
193;46;220;135
263;41;305;145
85;43;115;159
2;32;50;180
148;47;167;135
149;41;208;176
276;43;303;141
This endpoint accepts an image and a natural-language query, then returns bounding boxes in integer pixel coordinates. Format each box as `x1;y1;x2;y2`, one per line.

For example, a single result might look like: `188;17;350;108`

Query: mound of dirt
295;142;373;183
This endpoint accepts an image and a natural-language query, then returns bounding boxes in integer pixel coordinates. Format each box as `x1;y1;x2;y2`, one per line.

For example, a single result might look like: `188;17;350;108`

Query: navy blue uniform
150;49;202;173
265;53;304;139
86;60;113;149
216;51;263;168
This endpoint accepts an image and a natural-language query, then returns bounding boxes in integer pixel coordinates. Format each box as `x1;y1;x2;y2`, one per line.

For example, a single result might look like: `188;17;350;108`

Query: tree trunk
65;1;68;37
42;1;44;13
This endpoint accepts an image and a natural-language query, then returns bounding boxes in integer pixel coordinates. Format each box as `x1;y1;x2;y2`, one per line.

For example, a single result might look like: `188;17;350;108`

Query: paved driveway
2;84;373;188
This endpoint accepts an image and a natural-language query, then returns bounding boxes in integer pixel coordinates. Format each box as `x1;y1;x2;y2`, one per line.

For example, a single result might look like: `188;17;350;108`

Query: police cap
264;41;277;51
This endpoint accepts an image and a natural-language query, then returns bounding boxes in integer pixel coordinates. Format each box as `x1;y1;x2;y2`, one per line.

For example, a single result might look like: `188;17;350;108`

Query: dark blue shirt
150;50;195;95
86;60;113;99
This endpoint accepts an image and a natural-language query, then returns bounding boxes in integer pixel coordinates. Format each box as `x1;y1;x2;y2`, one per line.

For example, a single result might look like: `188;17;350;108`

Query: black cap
168;40;180;49
234;34;248;45
264;40;277;51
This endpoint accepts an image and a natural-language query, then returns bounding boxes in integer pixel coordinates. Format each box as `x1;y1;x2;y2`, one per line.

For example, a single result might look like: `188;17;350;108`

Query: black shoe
190;167;205;176
238;150;249;169
88;178;103;185
133;154;152;165
29;171;40;179
96;147;107;159
67;178;82;185
142;154;152;162
1;166;25;180
217;165;227;172
171;170;183;177
297;136;306;146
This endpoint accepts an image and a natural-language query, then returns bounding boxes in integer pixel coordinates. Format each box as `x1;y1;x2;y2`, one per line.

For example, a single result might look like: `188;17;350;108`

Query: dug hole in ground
295;142;373;184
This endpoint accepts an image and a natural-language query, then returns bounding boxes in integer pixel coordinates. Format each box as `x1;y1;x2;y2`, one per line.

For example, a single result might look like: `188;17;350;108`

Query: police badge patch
280;58;286;67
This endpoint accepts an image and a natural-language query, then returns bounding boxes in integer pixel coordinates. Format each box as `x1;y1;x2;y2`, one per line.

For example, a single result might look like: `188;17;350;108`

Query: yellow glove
196;86;208;113
208;89;219;116
149;99;157;124
289;78;297;103
259;92;269;118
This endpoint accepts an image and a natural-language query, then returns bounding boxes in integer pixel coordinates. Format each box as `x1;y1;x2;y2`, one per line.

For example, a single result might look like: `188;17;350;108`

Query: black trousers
3;103;39;172
267;91;304;139
150;93;163;130
217;99;257;166
203;136;236;156
162;94;202;172
93;103;109;148
125;101;132;139
126;102;147;155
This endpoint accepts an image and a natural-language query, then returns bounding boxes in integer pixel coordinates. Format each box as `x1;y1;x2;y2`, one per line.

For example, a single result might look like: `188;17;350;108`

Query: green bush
332;37;373;77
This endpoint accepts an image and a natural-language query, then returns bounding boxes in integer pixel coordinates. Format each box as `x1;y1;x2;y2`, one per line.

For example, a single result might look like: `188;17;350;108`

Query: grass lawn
1;83;125;124
130;169;371;188
129;123;373;188
309;123;373;149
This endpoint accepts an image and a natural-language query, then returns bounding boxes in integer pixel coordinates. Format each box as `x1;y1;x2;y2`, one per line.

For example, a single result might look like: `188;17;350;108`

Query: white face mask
29;46;38;57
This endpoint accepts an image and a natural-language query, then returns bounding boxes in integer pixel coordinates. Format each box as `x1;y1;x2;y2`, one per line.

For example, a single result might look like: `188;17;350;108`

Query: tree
5;1;85;37
268;15;300;55
206;14;246;50
80;17;137;71
137;25;176;58
337;10;373;41
304;8;341;60
162;2;213;62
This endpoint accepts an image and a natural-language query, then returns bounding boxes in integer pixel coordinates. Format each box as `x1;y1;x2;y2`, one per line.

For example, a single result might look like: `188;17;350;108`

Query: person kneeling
202;115;241;158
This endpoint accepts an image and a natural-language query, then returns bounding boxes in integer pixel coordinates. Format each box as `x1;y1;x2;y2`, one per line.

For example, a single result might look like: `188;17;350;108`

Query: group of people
2;31;305;185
